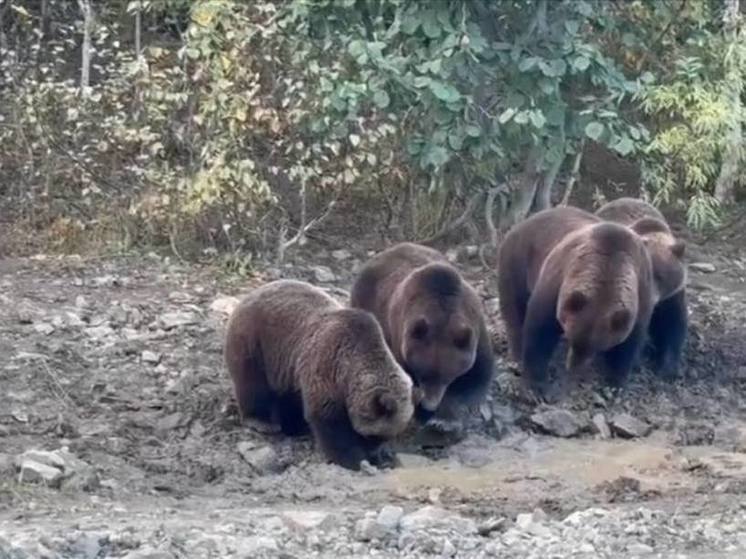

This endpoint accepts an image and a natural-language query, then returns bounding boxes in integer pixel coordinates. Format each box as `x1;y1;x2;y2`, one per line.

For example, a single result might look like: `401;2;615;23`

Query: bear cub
596;197;687;378
224;279;415;470
350;242;494;422
498;207;656;400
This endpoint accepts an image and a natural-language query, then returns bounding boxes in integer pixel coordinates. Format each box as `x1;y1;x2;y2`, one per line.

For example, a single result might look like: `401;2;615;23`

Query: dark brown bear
224;279;415;471
596;197;687;378
350;243;494;422
497;206;656;399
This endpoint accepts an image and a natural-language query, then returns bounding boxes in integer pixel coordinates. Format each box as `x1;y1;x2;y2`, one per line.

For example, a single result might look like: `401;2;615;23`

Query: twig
484;183;508;247
560;141;585;206
418;190;483;245
276;199;337;263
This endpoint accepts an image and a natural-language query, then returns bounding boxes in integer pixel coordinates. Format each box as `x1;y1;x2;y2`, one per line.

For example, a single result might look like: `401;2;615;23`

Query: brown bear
596;197;687;378
497;206;656;400
350;243;494;423
224;279;415;471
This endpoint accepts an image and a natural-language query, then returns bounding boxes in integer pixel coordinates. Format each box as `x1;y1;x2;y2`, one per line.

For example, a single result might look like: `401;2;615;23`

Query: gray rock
312;266;336;283
75;295;90;309
159;311;199;329
477;517;506;536
611;413;651;439
17;459;63;487
237;442;283;474
627;542;654;554
236;536;279;557
592;413;612;439
714;424;746;452
690;262;716;273
33;322;55;336
66;532;105;559
442;538;457;557
121;548;176;559
515;512;534;530
209;295;240;316
141;350;161;365
530;408;584;438
16;449;66;470
84;324;115;341
376;505;404;532
354;517;379;542
282;510;336;532
399;506;477;535
331;249;352;261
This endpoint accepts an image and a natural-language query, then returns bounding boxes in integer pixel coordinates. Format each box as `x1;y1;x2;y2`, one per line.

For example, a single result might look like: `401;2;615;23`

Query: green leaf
413;76;432;88
498;108;516;124
423;145;450;168
465;124;481;137
572;56;590;72
585;121;605;141
348;40;365;58
448;130;464;150
565;20;580;35
518;57;540;72
429;81;460;102
612;136;634;156
540;59;567;78
422;11;442;39
576;1;593;17
529;110;546;129
373;89;390;109
514;111;529;125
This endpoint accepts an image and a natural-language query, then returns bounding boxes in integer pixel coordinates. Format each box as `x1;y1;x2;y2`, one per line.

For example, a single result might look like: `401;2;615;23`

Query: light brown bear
596;197;687;378
497;206;656;400
224;279;415;470
350;243;494;423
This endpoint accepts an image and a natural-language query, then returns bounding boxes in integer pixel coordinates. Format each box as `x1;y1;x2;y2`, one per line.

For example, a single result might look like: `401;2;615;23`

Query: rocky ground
2;237;746;558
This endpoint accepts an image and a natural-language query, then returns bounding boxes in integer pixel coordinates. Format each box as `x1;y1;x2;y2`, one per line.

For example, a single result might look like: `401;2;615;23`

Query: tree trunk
77;0;93;92
504;148;542;228
532;152;563;212
714;0;742;204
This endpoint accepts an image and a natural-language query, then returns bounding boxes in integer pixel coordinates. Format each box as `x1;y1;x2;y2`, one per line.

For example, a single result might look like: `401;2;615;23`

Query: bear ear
632;217;668;236
410;318;429;341
564;290;587;314
671;241;685;259
375;393;397;417
610;309;631;332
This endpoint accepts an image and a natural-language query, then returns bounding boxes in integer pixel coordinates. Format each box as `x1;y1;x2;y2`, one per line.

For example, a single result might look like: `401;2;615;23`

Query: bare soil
2;233;746;557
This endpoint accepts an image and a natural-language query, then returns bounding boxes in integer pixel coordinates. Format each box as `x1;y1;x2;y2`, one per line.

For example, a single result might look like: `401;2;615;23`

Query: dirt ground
3;232;746;558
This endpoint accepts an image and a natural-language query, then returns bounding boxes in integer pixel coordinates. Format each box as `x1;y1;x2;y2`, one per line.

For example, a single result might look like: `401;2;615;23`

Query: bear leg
307;408;372;471
498;279;530;362
441;326;496;409
272;391;309;436
232;361;275;423
648;289;687;379
602;322;645;388
521;289;562;400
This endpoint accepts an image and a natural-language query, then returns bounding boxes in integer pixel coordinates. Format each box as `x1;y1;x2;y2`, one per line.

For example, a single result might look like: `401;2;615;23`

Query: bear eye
453;328;472;350
410;319;429;341
610;309;631;332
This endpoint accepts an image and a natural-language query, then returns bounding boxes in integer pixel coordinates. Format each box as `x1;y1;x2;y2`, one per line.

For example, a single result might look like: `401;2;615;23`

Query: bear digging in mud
497;206;656;400
596;197;687;378
224;279;415;471
350;242;495;423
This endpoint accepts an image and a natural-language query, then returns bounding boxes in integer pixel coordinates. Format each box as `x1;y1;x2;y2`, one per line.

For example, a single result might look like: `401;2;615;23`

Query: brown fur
596;197;688;378
498;207;655;398
350;243;494;421
224;279;414;470
596;197;686;301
